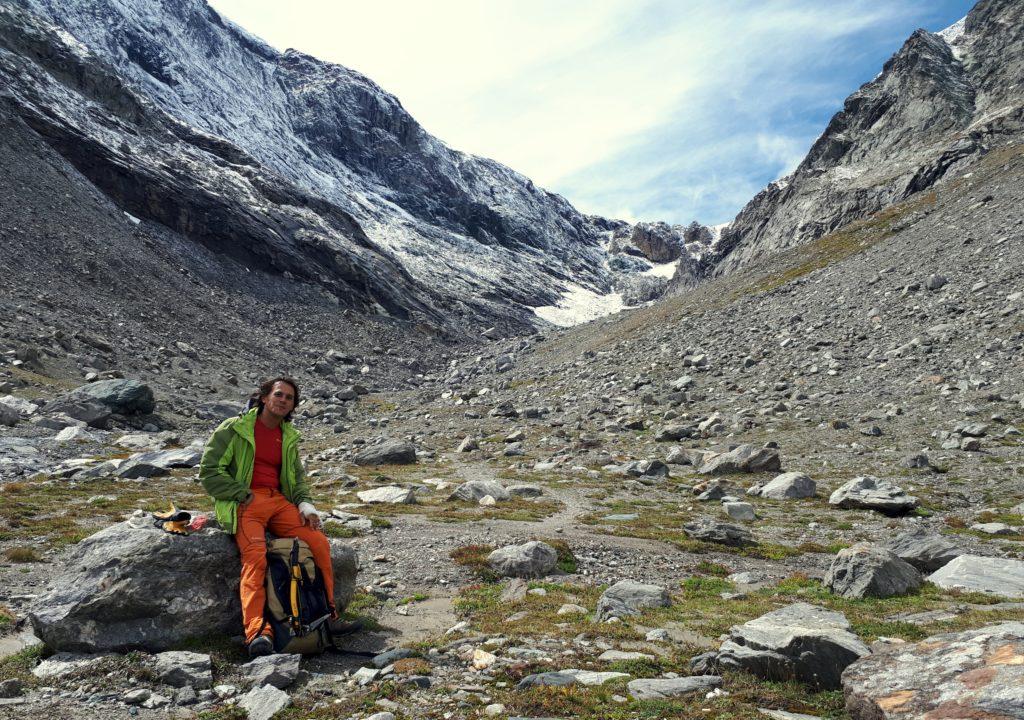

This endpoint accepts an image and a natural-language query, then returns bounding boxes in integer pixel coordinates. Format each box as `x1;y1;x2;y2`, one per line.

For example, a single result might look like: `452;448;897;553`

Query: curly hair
251;376;300;422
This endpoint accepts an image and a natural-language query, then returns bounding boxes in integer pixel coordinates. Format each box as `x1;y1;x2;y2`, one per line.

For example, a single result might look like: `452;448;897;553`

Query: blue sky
210;0;975;226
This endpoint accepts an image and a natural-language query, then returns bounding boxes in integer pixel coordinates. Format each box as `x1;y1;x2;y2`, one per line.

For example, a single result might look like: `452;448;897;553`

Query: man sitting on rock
200;376;334;657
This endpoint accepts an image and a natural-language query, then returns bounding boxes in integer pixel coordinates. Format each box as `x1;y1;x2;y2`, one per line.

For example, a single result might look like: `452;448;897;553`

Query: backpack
262;538;333;654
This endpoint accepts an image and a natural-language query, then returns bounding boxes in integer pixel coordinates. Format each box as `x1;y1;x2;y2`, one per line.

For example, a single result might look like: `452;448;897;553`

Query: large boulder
448;481;510;503
352;440;416;465
716;603;870;690
756;472;817;499
30;521;357;652
42;398;112;428
828;476;918;515
487;541;558;579
56;379;156;415
927;555;1024;598
698;444;781;475
884;527;962;572
824;543;922;599
842;622;1024;719
595;580;671;621
0;402;18;427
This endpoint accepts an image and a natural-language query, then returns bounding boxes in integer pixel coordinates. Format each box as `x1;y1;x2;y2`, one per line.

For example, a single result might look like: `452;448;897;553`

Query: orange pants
235;487;335;642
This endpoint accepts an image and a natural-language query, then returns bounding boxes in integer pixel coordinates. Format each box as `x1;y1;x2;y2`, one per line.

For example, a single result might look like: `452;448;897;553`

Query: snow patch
642;260;679;279
938;17;966;46
533;285;626;327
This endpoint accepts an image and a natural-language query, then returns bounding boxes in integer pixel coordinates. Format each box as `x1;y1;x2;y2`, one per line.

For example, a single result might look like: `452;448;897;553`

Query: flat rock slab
238;684;291;720
828;476;918;516
927;555;1024;598
627;675;722;700
487;541;558;579
842;621;1024;719
357;486;417;504
699;444;781;475
717;602;870;690
595;580;671;621
824;543;922;599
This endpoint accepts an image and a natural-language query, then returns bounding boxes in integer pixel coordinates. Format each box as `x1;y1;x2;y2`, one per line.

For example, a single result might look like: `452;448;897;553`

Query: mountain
711;0;1024;276
9;0;717;331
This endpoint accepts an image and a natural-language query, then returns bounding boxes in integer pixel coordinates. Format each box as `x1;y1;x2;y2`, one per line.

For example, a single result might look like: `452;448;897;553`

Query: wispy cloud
210;0;975;224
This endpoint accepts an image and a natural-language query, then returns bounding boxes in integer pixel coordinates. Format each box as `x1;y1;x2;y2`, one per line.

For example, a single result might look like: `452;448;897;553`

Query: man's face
263;381;296;419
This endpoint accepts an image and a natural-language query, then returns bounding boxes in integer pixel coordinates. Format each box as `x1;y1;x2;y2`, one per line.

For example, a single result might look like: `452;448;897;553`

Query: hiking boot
247;635;273;657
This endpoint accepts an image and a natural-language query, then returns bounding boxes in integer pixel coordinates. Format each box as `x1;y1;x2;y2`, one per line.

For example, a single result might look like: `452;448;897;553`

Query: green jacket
199;408;311;534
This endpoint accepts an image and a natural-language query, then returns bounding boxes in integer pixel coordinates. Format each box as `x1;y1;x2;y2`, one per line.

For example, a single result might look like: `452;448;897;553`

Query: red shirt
251;419;282;490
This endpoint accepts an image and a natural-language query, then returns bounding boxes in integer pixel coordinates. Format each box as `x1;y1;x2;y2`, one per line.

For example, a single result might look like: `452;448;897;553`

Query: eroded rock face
352;440;416;465
448;481;510;503
841;622;1024;719
30;521;357;652
55;379;155;415
716;603;870;690
595;580;671;621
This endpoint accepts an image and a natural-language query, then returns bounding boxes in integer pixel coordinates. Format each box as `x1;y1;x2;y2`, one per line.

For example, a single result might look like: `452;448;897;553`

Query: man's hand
298;502;322;532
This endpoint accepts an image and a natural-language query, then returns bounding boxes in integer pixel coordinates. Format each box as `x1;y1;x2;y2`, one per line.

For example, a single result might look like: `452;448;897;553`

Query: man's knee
240;551;267;576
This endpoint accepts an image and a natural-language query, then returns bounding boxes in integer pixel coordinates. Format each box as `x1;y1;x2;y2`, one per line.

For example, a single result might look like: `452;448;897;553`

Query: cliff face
714;0;1024;275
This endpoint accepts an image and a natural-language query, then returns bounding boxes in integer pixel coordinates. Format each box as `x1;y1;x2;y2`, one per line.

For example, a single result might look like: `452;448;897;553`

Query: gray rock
725;502;756;521
122;688;150;705
885;527;962;572
506;484;543;498
372;648;415;669
31;652;110;680
824;543;922;599
627;675;722;700
193;400;246;421
240;654;301;689
971;522;1017;535
152;651;212;689
238;684;291;720
448;481;510;503
828;476;918;515
115;448;202;479
757;472;817;499
717;603;870;690
0;679;23;698
56;379;155;415
684;518;755;546
924;274;947;291
487;541;558;578
30;522;357;652
456;436;479;452
842;622;1024;719
356;486;416;504
0;403;18;427
699;444;782;475
595;580;671;620
352;440;417;465
517;669;629;690
42;398;111;428
927;555;1024;598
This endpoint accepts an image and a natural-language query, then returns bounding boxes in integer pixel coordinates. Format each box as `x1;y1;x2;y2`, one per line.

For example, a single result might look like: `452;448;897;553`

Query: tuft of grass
391;657;431;675
694;560;732;576
322;524;360;539
541;537;578;574
450;544;498;581
0;646;45;686
397;593;428;606
0;605;15;628
3;547;42;563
